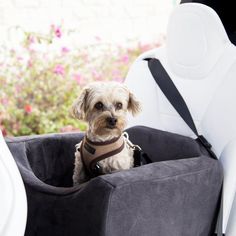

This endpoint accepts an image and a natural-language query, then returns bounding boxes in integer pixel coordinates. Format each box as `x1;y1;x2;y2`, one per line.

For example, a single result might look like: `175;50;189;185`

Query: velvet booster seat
2;3;235;236
5;125;221;236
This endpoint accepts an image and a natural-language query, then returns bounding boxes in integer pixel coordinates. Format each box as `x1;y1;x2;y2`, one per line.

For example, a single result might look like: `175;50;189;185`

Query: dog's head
72;81;141;137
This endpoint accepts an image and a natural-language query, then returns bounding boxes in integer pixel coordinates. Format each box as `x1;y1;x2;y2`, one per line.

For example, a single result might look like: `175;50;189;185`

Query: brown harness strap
79;135;125;175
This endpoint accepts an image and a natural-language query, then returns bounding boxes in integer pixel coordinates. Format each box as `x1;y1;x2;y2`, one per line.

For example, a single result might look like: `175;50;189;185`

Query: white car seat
0;130;27;236
125;3;236;235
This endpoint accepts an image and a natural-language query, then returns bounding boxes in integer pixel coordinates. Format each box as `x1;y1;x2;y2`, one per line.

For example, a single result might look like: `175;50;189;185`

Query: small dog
71;81;141;185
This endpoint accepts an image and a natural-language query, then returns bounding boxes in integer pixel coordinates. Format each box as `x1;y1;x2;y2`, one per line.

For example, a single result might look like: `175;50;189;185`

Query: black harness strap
144;58;217;159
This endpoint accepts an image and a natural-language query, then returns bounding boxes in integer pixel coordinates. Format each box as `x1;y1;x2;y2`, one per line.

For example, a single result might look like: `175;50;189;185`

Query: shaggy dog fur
71;81;141;185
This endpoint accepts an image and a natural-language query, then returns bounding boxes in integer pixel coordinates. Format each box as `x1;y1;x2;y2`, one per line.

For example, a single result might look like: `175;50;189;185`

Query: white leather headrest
166;3;230;79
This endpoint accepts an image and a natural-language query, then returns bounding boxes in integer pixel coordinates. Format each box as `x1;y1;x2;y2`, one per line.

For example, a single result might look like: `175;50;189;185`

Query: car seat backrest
0;131;27;236
165;3;236;156
126;3;236;155
167;3;229;79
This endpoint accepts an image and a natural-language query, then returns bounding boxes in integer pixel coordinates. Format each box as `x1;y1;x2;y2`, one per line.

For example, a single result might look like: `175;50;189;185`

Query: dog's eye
95;102;104;110
115;102;123;110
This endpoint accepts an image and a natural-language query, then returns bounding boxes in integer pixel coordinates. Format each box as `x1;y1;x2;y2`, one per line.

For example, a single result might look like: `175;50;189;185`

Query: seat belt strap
144;58;217;159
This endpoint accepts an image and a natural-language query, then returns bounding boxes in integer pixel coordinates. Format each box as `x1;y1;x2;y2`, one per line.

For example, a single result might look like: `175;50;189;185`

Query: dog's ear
71;87;90;120
128;91;141;116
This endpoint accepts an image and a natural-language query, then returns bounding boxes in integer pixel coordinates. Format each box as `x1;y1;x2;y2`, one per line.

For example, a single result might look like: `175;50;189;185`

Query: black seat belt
144;57;217;160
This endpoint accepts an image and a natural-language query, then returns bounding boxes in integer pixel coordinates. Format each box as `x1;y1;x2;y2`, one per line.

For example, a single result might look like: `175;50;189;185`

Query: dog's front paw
73;149;90;185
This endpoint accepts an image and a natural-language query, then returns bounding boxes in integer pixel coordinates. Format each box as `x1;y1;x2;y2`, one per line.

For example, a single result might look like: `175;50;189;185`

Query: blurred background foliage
0;25;163;136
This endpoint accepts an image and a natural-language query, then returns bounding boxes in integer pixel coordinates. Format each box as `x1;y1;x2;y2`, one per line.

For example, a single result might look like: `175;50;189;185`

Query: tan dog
72;81;141;185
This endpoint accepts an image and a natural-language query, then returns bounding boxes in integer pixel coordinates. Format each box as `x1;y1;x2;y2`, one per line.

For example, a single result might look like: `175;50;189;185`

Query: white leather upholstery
125;3;236;234
0;130;27;236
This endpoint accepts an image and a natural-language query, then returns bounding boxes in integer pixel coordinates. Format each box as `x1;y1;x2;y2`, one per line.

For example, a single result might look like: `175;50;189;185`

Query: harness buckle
91;163;103;177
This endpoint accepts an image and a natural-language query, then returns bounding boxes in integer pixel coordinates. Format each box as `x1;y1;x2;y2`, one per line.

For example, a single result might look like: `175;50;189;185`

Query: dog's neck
86;129;121;143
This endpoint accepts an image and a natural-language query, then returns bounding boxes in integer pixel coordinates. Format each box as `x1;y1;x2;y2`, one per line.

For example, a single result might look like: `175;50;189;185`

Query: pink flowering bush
0;25;163;136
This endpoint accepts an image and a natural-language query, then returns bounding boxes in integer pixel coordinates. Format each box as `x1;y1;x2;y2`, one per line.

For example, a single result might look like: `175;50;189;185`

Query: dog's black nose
106;117;117;127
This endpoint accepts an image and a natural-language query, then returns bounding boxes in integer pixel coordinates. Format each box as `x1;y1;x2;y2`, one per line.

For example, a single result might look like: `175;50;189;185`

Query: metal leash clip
123;132;141;151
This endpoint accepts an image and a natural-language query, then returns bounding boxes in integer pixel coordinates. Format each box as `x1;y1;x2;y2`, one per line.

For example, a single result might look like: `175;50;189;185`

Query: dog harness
78;134;125;176
77;132;152;177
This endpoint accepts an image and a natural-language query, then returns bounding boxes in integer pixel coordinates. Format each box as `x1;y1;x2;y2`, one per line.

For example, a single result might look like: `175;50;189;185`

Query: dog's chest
97;143;134;174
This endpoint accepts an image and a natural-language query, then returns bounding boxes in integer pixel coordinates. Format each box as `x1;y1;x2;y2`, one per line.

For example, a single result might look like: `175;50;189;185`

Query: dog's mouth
106;124;117;130
93;125;120;137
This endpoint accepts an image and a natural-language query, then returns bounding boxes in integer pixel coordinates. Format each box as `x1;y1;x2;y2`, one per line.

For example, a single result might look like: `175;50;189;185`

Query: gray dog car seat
6;125;223;236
